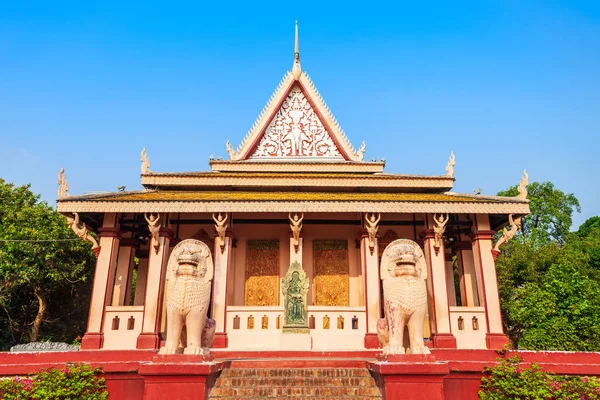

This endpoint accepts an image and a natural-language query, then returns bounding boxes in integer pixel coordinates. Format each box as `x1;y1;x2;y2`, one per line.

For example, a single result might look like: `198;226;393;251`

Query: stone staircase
208;366;382;399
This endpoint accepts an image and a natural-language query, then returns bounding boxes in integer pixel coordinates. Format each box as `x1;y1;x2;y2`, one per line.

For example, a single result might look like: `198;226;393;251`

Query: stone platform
1;350;600;399
209;363;381;399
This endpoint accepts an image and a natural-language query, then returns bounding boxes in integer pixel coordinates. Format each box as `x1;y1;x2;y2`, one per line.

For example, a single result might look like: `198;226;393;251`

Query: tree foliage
498;181;580;245
496;181;600;350
0;363;108;399
479;353;600;399
0;179;95;350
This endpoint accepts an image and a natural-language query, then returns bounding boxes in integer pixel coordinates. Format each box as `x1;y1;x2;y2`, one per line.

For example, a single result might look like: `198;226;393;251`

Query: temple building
56;24;529;353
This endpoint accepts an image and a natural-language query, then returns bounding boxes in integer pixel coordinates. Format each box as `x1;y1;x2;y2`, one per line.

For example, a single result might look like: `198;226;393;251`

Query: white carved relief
250;85;343;159
159;239;215;355
57;168;69;198
493;214;522;252
377;239;430;355
445;151;455;177
145;212;161;254
289;212;304;253
141;147;151;174
212;212;229;253
365;212;380;255
517;170;529;200
433;213;449;254
65;213;99;249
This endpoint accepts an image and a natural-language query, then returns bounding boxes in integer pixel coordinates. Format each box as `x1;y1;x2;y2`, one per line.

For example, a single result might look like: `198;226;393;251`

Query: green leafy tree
0;179;95;348
498;181;580;245
576;216;600;272
506;259;600;351
495;181;600;350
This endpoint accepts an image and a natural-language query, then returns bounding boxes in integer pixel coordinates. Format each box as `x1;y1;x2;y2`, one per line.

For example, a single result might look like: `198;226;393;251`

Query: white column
136;227;172;349
471;214;509;349
422;221;456;348
211;231;232;348
111;244;134;306
289;234;303;265
360;229;381;348
456;244;480;307
81;213;120;350
445;256;457;307
133;257;149;306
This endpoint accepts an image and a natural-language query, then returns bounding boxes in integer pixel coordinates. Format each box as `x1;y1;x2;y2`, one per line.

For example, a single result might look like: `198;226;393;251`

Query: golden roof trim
57;199;530;215
142;171;451;179
59;190;525;203
140;171;455;189
209;160;385;173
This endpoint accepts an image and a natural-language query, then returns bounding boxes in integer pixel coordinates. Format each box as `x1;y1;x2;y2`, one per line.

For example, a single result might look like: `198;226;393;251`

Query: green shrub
479;354;600;399
0;363;108;400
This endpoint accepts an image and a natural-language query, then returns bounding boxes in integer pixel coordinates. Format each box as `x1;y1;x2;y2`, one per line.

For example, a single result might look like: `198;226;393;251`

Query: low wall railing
225;306;366;350
102;306;144;350
449;306;487;349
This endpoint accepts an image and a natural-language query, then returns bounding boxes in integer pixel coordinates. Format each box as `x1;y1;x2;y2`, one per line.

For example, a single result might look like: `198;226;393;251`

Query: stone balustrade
103;306;144;349
226;306;366;350
449;306;486;349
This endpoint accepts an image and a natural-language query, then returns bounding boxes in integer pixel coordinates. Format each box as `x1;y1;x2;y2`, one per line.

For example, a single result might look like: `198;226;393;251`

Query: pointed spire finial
292;20;302;79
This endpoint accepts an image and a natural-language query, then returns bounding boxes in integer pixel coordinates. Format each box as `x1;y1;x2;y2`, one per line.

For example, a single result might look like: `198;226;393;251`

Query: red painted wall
1;349;599;400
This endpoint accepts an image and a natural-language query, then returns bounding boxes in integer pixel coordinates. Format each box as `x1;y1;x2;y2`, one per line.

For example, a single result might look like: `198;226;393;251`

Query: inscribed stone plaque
313;240;349;306
245;240;279;306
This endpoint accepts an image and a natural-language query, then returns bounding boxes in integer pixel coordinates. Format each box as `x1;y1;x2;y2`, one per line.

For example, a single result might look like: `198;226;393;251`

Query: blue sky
1;1;598;228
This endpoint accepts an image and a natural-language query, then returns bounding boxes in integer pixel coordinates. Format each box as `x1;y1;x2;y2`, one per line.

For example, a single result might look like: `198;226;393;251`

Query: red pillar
137;227;172;349
81;213;121;350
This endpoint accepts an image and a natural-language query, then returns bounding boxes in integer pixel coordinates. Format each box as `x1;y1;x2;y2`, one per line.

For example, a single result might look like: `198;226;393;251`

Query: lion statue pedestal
158;239;215;356
377;239;430;355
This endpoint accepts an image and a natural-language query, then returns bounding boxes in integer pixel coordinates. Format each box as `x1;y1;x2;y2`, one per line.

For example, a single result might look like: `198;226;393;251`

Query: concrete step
220;367;372;378
210;385;381;397
214;376;374;387
209;367;382;399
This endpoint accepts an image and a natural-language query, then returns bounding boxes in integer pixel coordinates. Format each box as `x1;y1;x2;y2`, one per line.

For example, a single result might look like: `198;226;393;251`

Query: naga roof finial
516;169;529;200
292;21;302;80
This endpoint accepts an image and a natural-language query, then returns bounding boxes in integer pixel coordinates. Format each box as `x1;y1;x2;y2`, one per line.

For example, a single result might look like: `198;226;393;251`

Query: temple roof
56;189;529;215
224;23;366;163
55;23;530;223
140;171;455;191
207;160;386;173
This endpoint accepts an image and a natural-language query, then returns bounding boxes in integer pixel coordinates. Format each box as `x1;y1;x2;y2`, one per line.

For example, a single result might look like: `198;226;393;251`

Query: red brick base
136;333;161;350
2;349;600;400
431;333;457;349
486;333;509;350
212;332;228;348
80;332;103;350
364;333;380;349
370;360;448;400
139;358;226;400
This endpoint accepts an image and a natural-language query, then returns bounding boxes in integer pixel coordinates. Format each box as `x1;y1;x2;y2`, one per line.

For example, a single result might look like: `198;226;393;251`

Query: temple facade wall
86;211;506;351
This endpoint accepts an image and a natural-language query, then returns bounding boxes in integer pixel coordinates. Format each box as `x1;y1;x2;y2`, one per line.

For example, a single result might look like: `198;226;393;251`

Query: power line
0;239;81;243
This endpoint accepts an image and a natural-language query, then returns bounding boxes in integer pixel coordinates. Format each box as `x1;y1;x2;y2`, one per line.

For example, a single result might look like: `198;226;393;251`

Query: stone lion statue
377;239;430;355
159;239;215;355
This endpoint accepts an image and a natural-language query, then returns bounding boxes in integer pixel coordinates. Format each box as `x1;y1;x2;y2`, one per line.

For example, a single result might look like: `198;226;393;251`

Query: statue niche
159;239;216;356
377;239;430;355
281;261;310;333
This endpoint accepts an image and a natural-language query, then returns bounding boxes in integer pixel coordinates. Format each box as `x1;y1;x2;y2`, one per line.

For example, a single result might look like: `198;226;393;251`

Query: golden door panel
245;240;279;306
313;240;349;306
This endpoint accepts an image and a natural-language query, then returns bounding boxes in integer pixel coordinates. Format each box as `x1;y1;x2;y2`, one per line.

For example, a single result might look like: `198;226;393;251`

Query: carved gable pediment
250;84;343;159
226;72;365;162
